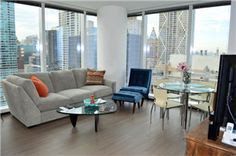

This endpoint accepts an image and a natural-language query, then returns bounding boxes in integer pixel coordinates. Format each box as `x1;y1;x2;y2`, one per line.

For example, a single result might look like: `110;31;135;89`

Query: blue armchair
120;68;152;99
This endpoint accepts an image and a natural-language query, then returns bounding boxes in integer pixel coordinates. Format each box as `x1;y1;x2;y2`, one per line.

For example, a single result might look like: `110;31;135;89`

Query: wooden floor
1;100;202;156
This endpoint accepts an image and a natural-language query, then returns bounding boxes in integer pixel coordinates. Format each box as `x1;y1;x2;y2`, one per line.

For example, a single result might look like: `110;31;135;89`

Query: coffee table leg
95;115;99;132
69;114;78;127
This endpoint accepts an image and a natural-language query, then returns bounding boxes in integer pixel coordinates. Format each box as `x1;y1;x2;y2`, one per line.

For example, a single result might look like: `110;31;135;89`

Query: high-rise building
85;20;97;68
22;35;38;46
158;11;188;62
0;1;17;106
146;28;159;72
46;29;64;71
127;17;142;77
68;36;81;69
17;47;24;71
59;11;81;69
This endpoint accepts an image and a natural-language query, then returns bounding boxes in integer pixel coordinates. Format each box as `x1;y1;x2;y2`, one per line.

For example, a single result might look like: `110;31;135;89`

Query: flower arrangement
177;62;189;72
177;62;191;85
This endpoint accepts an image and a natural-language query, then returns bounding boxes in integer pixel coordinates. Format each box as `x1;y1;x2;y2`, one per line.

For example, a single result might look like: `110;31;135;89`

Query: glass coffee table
57;99;117;132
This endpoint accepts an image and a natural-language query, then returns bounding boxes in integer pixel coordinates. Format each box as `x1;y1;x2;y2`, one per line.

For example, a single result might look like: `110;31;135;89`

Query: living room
1;0;236;155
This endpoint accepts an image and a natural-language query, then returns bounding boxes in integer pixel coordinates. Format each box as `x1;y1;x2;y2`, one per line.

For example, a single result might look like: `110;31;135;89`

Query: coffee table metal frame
57;100;117;132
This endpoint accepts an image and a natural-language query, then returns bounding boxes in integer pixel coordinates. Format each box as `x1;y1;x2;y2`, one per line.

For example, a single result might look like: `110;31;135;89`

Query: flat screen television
209;54;236;140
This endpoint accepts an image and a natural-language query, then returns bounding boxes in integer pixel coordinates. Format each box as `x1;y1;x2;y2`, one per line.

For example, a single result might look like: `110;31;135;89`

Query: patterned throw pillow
86;68;105;85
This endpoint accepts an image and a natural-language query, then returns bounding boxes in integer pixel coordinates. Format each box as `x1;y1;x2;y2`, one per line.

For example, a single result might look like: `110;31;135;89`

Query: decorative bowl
83;98;98;106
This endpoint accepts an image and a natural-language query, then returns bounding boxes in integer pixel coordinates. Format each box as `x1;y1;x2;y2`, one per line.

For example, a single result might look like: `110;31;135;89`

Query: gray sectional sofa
2;69;116;127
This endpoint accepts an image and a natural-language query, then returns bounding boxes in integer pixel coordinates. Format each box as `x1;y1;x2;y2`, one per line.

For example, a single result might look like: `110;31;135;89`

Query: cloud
15;4;40;40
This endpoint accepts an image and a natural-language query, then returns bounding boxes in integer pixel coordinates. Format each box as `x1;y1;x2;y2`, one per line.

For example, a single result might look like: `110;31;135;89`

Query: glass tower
0;1;17;107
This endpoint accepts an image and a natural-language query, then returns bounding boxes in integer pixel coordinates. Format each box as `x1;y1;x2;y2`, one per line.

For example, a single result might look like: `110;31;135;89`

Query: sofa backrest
72;69;87;88
50;70;77;92
6;75;40;104
15;72;55;93
13;69;88;93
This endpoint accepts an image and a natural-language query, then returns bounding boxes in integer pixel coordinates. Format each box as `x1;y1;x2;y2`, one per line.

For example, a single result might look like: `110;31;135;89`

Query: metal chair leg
159;108;162;119
150;103;155;124
162;109;166;130
166;109;169;120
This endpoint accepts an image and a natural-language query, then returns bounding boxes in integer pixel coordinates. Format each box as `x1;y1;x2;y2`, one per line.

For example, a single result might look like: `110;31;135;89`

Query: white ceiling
36;0;211;13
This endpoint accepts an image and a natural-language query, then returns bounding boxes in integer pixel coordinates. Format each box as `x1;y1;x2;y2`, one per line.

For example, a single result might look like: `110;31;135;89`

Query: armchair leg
133;102;136;114
138;102;140;109
141;98;144;107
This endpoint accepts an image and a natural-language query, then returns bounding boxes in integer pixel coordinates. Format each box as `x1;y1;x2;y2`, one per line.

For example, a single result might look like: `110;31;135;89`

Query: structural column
228;1;236;54
97;6;127;91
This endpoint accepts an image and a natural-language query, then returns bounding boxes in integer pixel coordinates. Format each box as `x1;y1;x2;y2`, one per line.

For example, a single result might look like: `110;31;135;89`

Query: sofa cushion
15;72;55;93
120;86;148;95
50;70;77;92
57;89;92;103
7;75;40;104
80;85;113;98
72;69;87;88
37;93;72;112
14;73;32;79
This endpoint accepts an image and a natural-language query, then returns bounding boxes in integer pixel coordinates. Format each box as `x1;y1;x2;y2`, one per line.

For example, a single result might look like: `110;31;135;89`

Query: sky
15;3;97;41
15;3;231;53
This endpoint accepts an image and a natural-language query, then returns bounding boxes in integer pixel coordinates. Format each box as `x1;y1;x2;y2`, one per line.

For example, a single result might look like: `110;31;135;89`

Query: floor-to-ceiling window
85;15;97;69
127;16;142;80
146;10;188;81
191;5;231;81
0;2;41;109
0;1;97;111
127;2;231;87
45;7;83;71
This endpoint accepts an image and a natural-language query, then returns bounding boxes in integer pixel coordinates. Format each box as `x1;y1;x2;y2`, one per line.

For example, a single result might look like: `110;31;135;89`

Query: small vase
182;72;191;86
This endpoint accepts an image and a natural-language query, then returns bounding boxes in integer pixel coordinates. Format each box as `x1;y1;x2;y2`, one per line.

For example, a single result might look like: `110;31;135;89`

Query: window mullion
39;3;46;72
186;5;194;66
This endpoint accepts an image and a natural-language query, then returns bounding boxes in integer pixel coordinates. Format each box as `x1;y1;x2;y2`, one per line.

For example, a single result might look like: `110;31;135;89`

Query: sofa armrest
104;79;116;93
2;80;41;127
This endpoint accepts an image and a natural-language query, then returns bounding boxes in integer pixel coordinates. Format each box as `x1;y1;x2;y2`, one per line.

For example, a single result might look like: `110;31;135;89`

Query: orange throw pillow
31;75;49;97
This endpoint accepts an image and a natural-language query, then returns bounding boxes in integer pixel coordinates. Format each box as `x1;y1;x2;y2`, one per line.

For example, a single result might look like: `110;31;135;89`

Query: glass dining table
158;82;215;130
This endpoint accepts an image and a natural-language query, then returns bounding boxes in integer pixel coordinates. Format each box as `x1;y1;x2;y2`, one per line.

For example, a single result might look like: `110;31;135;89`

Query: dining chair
189;80;216;104
155;78;180;99
188;92;216;128
150;87;183;130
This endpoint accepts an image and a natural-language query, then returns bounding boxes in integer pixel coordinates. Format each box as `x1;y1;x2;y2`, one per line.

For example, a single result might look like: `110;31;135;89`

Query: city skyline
14;3;230;53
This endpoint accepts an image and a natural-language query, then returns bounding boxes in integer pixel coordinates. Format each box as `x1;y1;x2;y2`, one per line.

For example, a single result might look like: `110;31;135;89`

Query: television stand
185;119;236;156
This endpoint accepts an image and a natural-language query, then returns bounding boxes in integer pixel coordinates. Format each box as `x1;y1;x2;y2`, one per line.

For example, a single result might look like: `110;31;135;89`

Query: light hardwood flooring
1;100;202;156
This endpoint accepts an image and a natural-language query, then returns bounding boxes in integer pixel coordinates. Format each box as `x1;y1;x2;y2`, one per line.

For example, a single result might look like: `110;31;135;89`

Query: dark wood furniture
185;119;236;156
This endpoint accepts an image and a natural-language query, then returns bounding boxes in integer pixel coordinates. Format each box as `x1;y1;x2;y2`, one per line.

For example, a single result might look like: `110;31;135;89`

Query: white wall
97;6;127;91
228;0;236;54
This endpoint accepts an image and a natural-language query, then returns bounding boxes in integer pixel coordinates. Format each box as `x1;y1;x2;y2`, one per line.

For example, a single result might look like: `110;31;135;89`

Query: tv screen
211;55;236;140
